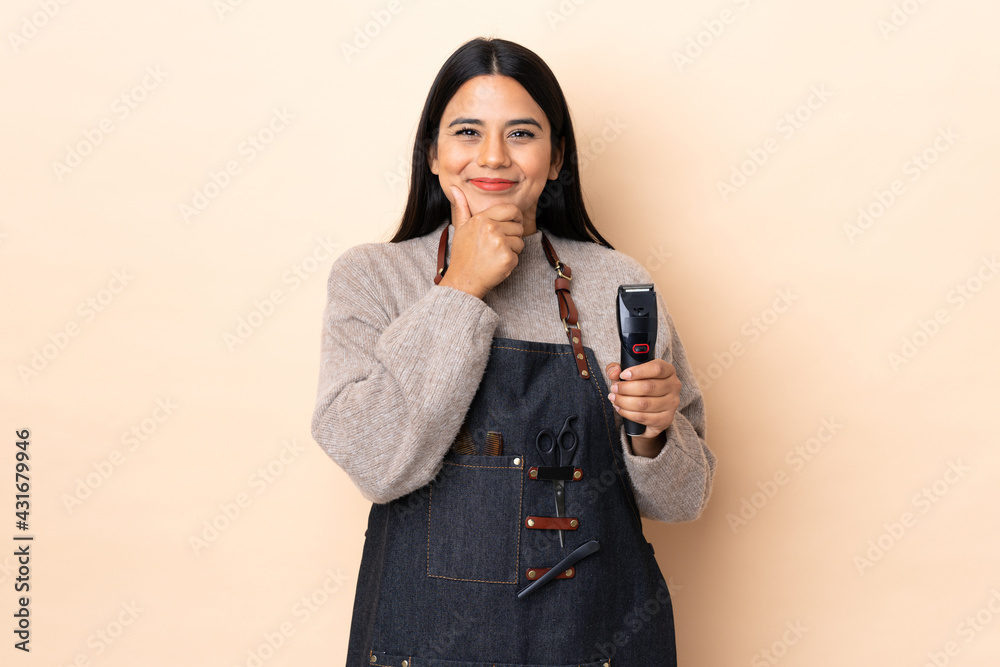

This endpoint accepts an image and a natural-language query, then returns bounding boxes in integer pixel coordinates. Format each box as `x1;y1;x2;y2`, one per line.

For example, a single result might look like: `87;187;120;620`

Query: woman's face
428;74;564;232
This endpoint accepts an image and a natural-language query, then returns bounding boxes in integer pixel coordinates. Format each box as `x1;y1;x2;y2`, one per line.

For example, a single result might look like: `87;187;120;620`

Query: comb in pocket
483;431;503;456
451;421;477;455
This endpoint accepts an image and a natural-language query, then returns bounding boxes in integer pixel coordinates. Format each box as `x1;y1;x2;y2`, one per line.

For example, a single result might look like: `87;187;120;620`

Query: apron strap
541;233;589;379
433;225;591;380
433;223;449;285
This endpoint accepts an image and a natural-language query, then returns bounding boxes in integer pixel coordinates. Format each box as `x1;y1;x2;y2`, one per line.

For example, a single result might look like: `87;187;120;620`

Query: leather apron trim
525;565;575;580
528;466;583;481
525;515;579;530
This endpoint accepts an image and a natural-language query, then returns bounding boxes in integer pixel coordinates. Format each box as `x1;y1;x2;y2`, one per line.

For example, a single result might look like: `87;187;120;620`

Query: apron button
402;661;409;667
513;457;521;466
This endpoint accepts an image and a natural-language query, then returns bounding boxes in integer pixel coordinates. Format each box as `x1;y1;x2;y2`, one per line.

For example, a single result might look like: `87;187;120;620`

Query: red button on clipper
632;343;649;354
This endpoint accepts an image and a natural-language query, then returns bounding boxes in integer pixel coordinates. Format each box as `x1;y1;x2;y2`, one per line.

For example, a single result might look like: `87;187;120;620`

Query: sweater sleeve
617;283;716;523
310;246;501;504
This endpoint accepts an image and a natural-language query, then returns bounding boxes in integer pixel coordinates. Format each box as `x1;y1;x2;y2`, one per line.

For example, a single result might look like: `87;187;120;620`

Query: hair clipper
616;284;657;437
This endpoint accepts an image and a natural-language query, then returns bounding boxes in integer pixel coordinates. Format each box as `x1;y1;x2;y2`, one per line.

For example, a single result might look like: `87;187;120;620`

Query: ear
427;140;439;175
548;136;565;180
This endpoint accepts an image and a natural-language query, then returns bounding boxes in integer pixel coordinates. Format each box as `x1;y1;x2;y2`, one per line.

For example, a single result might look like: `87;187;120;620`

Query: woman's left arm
605;298;717;523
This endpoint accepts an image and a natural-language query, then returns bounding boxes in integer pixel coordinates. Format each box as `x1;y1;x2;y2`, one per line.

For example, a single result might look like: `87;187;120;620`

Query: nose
477;132;511;169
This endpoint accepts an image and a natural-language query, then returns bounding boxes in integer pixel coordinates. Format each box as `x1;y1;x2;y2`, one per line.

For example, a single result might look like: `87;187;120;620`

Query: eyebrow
447;117;543;130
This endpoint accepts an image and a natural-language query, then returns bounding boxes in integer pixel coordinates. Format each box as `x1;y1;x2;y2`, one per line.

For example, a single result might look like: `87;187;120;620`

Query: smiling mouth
469;178;517;191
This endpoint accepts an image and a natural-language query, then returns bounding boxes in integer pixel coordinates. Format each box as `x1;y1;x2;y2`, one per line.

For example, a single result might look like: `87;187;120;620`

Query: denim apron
344;227;677;666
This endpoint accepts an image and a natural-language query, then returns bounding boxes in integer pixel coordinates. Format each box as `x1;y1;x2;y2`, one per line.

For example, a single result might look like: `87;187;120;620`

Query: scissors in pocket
534;414;579;547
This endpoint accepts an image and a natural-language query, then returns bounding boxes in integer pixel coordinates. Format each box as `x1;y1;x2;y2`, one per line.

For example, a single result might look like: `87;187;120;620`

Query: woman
311;36;716;666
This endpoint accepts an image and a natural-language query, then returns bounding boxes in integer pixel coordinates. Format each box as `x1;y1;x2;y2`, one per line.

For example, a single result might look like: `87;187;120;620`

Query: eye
452;126;537;139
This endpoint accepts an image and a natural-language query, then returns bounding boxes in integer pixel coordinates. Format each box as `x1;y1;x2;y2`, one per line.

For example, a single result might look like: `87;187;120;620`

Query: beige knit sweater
310;219;716;522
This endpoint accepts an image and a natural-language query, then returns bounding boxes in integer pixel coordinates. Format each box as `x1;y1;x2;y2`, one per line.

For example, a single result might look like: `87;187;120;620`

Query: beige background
2;0;999;664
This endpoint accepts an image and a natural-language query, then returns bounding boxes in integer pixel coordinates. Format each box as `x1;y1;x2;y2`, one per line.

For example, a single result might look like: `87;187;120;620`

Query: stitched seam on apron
516;457;523;580
491;344;565;355
426;573;517;584
427;482;432;579
425;464;521;585
586;351;642;528
439;462;514;469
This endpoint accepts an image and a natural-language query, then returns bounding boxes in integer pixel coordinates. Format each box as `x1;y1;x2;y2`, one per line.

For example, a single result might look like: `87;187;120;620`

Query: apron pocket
370;650;611;667
427;453;523;584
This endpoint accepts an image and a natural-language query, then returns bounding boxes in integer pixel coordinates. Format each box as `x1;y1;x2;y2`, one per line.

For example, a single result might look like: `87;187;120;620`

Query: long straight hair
389;37;614;249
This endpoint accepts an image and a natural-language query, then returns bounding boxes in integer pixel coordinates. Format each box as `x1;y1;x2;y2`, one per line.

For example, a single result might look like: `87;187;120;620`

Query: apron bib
344;228;677;666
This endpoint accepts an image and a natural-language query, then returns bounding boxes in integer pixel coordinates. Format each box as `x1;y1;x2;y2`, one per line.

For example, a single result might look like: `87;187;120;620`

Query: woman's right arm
310;246;500;504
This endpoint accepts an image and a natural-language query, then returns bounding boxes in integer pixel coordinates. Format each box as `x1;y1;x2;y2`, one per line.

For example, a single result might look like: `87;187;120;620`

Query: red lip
470;178;516;191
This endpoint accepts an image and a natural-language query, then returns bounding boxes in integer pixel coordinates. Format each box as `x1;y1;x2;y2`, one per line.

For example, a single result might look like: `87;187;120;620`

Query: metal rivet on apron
527;569;537;579
513;457;521;466
369;656;376;663
572;336;579;344
573;470;582;480
581;370;589;377
527;518;535;527
603;662;610;667
570;519;578;528
564;568;573;576
576;352;583;359
529;469;538;479
401;661;408;667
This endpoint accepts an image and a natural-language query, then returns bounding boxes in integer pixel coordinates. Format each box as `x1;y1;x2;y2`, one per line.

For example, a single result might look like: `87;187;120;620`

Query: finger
605;362;621;381
610;392;678;416
609;399;652;430
612;376;677;400
611;402;674;434
507;231;526;256
619;359;673;381
450;186;472;226
484;203;522;224
613;408;660;439
497;220;527;242
613;367;680;393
